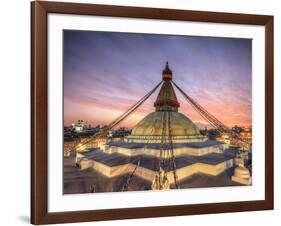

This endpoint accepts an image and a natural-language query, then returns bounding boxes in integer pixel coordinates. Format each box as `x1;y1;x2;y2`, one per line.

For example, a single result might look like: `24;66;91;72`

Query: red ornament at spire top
162;61;173;80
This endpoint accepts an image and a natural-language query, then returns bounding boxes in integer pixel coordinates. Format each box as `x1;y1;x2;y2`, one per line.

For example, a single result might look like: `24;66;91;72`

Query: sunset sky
63;30;252;129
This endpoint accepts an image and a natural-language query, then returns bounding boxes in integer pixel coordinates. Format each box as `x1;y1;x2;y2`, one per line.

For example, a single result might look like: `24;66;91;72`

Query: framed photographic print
31;1;274;224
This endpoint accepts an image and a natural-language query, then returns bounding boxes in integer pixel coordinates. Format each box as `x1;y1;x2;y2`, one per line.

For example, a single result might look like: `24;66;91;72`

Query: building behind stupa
64;63;246;194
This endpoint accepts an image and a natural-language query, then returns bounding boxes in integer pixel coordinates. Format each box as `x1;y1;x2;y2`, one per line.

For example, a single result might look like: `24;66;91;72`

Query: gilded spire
154;62;180;112
162;61;173;80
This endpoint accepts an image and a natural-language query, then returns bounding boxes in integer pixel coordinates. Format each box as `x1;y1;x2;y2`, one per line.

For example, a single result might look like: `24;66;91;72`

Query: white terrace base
78;155;234;185
100;143;228;158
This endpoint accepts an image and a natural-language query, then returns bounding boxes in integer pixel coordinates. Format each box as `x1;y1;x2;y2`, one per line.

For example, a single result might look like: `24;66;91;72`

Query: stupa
101;62;226;158
71;62;240;192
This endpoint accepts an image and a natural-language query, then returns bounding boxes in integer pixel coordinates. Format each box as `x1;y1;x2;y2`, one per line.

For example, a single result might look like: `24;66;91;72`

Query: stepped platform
64;153;240;194
101;140;228;158
75;147;238;184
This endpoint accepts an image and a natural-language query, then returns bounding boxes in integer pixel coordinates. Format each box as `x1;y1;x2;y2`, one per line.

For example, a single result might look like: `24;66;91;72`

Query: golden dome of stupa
131;111;200;137
126;62;205;144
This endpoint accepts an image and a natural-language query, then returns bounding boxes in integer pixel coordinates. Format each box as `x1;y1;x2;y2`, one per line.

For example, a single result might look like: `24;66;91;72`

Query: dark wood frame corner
31;1;274;225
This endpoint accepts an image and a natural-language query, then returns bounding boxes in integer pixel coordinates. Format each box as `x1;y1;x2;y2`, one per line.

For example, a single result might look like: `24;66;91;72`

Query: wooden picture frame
31;1;274;224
